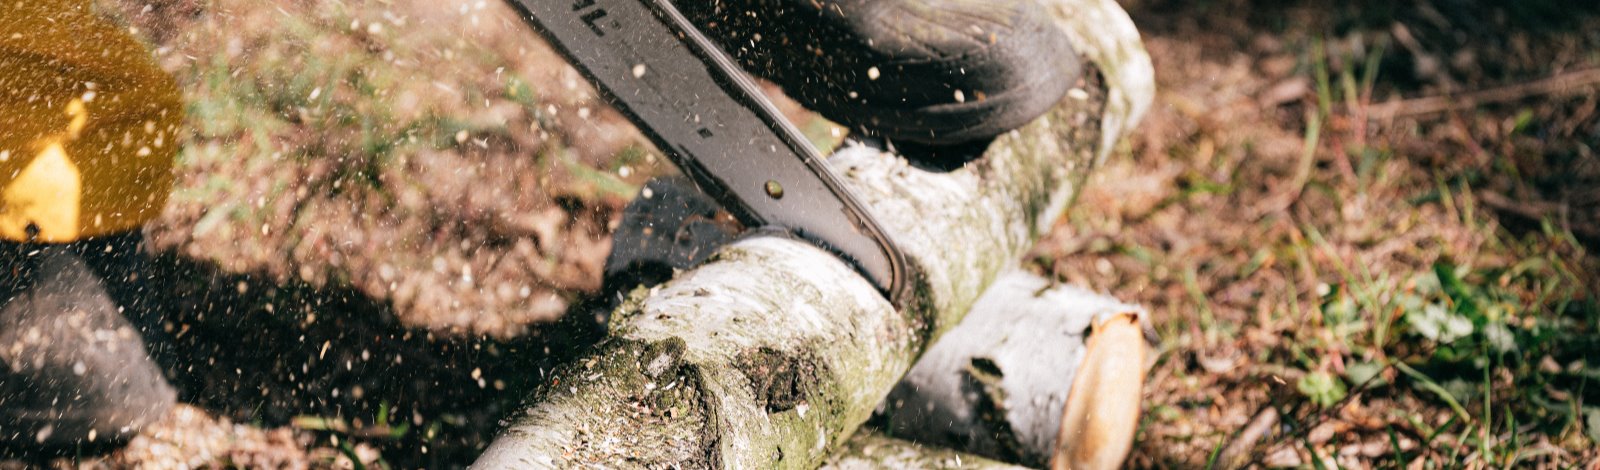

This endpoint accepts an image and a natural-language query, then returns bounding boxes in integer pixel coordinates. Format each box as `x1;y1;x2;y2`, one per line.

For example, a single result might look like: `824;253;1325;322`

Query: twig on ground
1212;407;1280;470
1251;110;1322;217
1371;68;1600;119
1477;191;1600;241
1239;363;1394;469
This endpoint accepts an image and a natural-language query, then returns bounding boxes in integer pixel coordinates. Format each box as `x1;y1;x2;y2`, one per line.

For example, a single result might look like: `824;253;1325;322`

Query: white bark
472;1;1152;468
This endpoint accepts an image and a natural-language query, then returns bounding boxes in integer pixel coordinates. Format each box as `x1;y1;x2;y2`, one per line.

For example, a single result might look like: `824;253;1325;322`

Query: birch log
472;0;1153;467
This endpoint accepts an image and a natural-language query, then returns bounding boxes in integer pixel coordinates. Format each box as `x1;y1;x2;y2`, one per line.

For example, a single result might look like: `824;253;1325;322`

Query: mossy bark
471;0;1152;467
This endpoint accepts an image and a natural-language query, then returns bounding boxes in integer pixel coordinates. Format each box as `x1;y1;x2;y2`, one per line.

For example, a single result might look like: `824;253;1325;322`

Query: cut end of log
1052;312;1150;470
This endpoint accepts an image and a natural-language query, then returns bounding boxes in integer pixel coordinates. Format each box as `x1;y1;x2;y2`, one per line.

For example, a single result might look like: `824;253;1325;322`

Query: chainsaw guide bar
508;0;911;303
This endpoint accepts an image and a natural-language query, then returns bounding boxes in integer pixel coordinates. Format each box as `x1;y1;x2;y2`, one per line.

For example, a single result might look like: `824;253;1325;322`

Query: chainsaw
506;0;911;304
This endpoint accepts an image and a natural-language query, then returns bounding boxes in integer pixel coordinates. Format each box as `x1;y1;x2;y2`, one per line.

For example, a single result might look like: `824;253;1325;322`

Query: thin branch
1371;68;1600;119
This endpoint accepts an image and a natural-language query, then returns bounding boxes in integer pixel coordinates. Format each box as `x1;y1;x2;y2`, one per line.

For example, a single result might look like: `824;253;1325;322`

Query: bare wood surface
1052;312;1150;470
879;271;1150;467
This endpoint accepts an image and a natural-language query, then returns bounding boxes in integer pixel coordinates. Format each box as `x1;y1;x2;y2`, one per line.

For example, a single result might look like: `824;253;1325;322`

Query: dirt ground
4;0;1599;468
1049;0;1600;467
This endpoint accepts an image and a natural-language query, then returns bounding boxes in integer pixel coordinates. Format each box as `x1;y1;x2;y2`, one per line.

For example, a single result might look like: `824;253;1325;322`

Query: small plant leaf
1298;370;1349;408
1407;303;1474;343
1344;361;1387;387
1585;408;1600;444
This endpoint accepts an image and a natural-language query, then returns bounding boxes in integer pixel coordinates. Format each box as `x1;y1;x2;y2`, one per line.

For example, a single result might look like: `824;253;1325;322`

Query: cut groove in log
472;0;1153;467
821;432;1028;470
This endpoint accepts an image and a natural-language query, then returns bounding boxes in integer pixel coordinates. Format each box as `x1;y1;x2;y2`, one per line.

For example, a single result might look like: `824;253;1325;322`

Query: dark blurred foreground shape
0;0;183;449
0;242;173;449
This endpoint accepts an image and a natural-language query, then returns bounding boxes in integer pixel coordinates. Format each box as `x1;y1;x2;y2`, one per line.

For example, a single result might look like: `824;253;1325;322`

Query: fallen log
472;0;1153;467
587;180;1155;468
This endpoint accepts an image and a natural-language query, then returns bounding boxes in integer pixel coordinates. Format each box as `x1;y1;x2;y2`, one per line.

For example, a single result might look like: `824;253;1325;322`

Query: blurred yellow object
0;0;181;243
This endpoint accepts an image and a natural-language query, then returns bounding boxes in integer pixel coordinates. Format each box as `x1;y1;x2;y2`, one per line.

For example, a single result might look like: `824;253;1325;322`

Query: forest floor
1051;0;1600;467
5;0;1600;468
